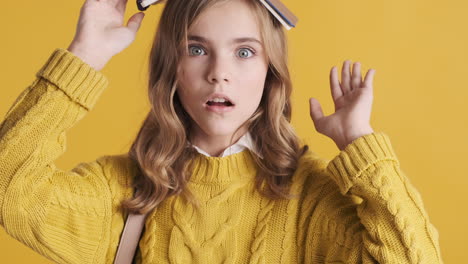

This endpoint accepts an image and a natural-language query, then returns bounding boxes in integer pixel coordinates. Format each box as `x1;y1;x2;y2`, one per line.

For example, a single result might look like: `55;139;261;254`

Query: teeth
210;98;228;103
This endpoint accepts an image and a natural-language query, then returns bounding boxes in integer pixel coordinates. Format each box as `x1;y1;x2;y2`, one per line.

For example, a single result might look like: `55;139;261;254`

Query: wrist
67;42;109;71
337;127;375;151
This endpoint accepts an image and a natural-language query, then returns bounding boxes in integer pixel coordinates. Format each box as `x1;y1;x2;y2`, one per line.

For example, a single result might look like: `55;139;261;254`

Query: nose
206;55;231;84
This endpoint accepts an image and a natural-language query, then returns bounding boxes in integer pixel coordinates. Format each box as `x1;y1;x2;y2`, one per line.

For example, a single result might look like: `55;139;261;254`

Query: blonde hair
122;0;309;215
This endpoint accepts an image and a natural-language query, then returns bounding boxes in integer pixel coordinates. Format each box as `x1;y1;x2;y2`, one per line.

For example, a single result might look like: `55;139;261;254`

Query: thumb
127;12;145;33
309;97;324;125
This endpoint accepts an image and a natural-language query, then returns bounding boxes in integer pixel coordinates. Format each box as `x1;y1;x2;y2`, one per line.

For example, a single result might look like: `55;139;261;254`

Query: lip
203;102;236;113
205;92;236;106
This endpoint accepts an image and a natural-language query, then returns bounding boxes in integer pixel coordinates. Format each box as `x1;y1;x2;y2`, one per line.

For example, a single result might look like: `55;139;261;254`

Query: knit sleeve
301;132;443;263
0;48;113;264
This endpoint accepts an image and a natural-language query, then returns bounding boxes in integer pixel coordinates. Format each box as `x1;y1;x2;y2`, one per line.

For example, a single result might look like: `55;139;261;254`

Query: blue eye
188;45;255;58
188;45;206;56
238;48;255;58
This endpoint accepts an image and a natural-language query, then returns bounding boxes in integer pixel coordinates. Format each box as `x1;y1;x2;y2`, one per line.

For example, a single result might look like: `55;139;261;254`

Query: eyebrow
187;35;263;46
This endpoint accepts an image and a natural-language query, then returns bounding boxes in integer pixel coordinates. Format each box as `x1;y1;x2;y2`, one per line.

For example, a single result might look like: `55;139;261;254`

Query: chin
202;126;238;137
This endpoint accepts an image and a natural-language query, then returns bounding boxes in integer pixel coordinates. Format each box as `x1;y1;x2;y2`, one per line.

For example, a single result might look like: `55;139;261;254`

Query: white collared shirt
188;132;263;158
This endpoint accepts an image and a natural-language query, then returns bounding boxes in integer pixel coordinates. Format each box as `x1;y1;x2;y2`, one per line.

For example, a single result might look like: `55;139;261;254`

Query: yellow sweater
0;48;443;264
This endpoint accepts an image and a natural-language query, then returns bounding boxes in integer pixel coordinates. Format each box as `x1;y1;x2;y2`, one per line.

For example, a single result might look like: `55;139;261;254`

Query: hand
67;0;148;70
309;60;376;151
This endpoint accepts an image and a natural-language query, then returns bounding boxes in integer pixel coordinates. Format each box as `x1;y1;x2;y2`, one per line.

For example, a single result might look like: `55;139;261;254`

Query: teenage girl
0;0;443;263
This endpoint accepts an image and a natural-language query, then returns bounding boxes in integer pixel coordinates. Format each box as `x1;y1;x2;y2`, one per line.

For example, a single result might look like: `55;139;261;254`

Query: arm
0;48;112;264
302;132;443;263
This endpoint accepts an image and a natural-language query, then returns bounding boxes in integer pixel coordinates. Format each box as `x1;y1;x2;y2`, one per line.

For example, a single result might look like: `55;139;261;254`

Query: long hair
122;0;309;215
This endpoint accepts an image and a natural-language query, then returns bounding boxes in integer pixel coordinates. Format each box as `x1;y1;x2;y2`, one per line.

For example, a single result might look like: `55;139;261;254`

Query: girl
0;0;443;263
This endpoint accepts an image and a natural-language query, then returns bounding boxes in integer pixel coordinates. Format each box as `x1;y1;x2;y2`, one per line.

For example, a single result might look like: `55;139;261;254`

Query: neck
189;125;248;157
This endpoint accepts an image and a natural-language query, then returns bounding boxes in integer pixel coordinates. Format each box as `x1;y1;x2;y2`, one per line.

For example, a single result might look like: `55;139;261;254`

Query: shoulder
94;154;138;200
294;146;363;217
293;147;330;191
95;153;137;172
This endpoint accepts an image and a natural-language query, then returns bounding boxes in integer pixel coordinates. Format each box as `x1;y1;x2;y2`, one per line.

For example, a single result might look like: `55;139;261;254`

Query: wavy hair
122;0;309;215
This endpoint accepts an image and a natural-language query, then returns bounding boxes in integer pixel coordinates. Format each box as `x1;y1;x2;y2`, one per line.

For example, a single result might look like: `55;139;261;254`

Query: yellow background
0;0;464;262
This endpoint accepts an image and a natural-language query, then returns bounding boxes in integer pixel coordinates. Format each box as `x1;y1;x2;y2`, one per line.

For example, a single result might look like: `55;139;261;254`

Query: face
176;0;269;146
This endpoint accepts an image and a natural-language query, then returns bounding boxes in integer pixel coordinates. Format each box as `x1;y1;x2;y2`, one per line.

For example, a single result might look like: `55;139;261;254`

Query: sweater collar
189;148;258;184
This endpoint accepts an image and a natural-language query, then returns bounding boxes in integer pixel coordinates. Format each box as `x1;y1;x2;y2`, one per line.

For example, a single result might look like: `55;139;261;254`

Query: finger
363;68;376;88
116;0;129;13
351;62;362;90
127;12;145;33
309;97;324;126
341;60;352;94
329;66;342;100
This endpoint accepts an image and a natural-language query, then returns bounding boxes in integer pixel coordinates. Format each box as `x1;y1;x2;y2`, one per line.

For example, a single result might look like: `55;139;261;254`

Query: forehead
188;0;262;43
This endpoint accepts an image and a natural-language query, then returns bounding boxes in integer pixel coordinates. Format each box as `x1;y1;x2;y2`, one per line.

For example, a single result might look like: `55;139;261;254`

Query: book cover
258;0;298;30
265;0;298;26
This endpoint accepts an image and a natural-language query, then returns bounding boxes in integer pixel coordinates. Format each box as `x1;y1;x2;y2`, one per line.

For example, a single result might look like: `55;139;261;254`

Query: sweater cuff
35;48;109;111
326;132;399;195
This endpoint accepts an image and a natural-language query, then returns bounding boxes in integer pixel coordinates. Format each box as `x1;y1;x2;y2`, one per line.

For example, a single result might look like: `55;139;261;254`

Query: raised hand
67;0;148;70
309;60;376;151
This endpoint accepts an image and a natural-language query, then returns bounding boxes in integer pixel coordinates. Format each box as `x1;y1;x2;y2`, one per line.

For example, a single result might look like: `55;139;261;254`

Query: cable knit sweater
0;48;443;264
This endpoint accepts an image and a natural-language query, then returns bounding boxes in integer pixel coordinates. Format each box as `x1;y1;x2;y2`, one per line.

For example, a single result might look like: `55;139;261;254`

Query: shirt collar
187;132;263;158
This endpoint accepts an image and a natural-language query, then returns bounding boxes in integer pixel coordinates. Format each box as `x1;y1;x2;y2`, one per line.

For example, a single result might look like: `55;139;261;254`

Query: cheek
247;59;268;80
180;59;203;75
240;69;268;113
178;59;199;82
176;72;200;113
177;69;195;97
243;65;268;94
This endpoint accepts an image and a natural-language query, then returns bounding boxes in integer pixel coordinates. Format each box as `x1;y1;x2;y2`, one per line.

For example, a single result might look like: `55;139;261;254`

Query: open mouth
206;101;234;107
204;99;236;113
